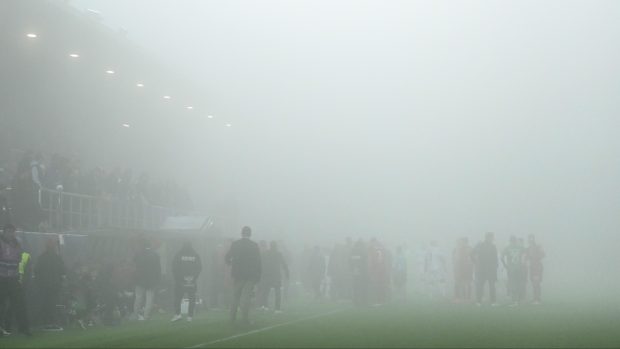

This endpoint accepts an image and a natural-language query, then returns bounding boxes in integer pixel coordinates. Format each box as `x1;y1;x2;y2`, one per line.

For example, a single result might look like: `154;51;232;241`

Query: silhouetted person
225;226;261;327
0;224;30;336
452;237;473;302
259;241;289;312
307;246;326;299
424;240;447;299
132;239;161;320
35;237;66;331
170;241;202;322
350;239;368;306
501;236;526;306
472;232;498;306
392;246;408;301
526;234;545;304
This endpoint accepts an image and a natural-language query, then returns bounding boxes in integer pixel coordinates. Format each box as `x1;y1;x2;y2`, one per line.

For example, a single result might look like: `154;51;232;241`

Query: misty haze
1;0;619;348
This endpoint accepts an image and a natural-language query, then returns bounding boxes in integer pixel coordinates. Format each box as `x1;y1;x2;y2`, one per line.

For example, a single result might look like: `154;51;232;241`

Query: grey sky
67;0;620;262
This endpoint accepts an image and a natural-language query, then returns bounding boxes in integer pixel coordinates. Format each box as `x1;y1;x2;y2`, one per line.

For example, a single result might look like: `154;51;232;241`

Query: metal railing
39;188;186;231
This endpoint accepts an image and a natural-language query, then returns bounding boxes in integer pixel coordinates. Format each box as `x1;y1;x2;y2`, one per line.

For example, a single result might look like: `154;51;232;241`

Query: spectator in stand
225;226;261;328
132;239;161;321
106;167;122;199
11;152;44;230
170;241;202;323
0;224;31;337
34;237;66;331
119;169;134;200
135;173;151;205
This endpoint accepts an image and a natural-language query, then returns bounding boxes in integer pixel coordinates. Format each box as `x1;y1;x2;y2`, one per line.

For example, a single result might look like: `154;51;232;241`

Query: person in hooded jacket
170;241;202;322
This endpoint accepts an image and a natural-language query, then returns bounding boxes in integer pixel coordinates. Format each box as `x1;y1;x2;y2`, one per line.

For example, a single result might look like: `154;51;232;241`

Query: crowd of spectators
0;150;194;231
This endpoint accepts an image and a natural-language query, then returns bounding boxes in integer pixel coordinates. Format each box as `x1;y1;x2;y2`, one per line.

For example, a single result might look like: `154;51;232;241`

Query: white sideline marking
186;309;343;348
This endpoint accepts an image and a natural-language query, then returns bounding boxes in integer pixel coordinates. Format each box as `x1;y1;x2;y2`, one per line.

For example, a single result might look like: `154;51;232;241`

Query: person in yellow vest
19;252;31;284
0;225;31;337
3;251;32;336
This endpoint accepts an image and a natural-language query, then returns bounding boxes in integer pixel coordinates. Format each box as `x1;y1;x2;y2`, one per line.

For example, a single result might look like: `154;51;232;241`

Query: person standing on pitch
525;234;545;304
0;224;31;337
259;241;289;313
35;238;66;331
471;232;499;306
132;239;161;321
171;241;202;322
501;236;526;306
225;226;261;327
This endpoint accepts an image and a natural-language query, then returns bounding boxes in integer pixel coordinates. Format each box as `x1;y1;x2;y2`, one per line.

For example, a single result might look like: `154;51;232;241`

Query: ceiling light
207;115;214;119
186;106;194;110
69;53;80;58
106;70;115;74
163;95;171;100
122;123;130;128
136;83;144;87
225;123;232;127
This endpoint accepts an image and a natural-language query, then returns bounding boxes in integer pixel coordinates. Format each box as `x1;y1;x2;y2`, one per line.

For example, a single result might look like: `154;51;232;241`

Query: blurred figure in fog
350;239;368;306
501;236;527;306
35;237;66;331
225;226;261;328
11;152;44;231
472;232;499;306
170;241;202;322
424;241;447;300
368;238;390;305
132;239;161;321
259;241;289;313
210;241;230;310
452;237;473;302
525;235;545;304
307;246;326;300
392;246;408;301
0;224;30;336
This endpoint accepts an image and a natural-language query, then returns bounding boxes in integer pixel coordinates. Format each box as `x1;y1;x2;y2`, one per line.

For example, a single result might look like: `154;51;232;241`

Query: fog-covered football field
4;299;620;348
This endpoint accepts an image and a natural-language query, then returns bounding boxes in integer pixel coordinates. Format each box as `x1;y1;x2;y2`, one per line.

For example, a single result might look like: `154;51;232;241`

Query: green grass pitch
3;300;620;348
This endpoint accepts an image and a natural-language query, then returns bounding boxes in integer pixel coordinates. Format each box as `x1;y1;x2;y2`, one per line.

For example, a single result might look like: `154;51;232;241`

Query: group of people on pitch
453;232;545;306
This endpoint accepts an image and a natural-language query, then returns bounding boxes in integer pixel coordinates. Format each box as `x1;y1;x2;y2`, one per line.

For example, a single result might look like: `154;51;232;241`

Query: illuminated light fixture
163;95;171;100
207;115;214;119
225;123;232;127
186;106;193;110
136;83;144;87
69;53;80;58
26;33;38;38
122;123;131;128
105;70;115;74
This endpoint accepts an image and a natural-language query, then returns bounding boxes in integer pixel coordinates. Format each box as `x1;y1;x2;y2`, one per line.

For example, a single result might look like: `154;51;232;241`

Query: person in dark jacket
132;239;161;320
258;241;289;313
0;224;30;336
471;232;499;306
170;241;202;322
34;237;66;331
225;226;261;327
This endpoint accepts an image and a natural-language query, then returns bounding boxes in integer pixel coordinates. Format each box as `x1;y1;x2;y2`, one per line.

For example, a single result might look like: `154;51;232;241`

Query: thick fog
67;0;620;301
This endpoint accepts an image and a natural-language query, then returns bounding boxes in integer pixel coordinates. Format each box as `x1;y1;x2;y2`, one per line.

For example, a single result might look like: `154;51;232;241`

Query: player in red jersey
525;234;545;304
